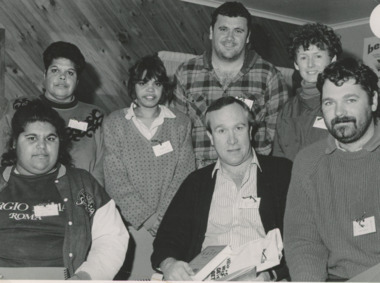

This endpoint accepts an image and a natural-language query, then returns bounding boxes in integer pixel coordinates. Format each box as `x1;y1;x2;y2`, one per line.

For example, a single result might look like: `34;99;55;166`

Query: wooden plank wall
0;28;5;116
0;0;298;114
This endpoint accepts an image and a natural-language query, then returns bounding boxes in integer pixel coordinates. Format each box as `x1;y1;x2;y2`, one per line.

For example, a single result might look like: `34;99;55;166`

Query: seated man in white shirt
151;97;292;281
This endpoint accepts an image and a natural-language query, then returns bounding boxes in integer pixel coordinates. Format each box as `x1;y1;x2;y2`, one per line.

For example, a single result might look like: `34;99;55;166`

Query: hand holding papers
191;228;283;281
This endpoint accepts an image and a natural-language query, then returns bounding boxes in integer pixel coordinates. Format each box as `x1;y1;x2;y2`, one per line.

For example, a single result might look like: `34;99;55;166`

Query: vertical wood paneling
0;0;298;114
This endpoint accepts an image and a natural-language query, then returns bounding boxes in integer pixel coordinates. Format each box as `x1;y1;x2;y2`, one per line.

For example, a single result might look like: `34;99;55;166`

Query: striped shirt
172;49;288;168
202;153;265;251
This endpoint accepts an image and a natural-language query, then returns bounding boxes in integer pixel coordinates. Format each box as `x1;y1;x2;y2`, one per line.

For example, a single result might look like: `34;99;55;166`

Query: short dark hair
210;1;252;32
1;99;72;167
127;54;171;104
288;23;342;61
204;96;256;132
43;41;86;75
317;58;379;113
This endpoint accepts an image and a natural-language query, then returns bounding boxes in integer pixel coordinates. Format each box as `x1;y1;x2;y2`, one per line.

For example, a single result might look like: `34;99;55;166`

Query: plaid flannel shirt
172;49;289;168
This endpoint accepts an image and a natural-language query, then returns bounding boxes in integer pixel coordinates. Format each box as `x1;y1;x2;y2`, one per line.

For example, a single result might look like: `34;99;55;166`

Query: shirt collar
325;122;380;154
211;150;261;178
125;103;176;120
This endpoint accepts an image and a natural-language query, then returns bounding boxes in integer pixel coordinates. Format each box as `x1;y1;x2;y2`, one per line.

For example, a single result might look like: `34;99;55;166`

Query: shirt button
64;198;68;202
69;253;73;257
68;221;73;226
54;180;59;183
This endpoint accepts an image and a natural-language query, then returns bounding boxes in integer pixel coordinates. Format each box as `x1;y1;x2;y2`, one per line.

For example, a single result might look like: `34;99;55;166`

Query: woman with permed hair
0;100;129;280
272;23;343;161
103;54;195;279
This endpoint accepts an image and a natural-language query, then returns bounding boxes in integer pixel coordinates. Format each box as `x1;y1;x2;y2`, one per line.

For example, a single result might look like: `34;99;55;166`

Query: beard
329;114;373;144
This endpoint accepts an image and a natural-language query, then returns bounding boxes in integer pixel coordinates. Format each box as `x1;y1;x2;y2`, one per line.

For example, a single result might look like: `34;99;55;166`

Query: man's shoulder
187;163;215;181
298;138;328;157
245;50;279;73
177;53;206;73
257;155;292;175
178;163;215;191
293;138;329;171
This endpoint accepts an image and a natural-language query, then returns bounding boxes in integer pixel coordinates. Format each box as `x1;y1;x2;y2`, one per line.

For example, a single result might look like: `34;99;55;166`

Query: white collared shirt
202;153;266;251
125;103;176;140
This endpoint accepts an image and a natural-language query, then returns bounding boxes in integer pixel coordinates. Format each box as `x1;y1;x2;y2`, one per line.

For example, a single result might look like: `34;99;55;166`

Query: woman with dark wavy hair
104;54;195;279
0;100;129;280
273;23;343;161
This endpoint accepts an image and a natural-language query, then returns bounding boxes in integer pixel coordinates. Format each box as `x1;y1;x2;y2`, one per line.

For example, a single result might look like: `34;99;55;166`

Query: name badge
353;216;376;236
313;116;327;130
235;97;254;109
34;203;59;217
152;141;173;157
240;196;261;208
68;119;88;131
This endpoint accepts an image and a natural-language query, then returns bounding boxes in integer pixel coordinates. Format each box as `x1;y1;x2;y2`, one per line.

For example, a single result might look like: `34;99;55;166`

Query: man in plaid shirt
172;1;288;168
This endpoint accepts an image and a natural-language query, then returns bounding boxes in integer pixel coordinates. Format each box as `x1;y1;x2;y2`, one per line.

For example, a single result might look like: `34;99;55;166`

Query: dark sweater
272;83;329;161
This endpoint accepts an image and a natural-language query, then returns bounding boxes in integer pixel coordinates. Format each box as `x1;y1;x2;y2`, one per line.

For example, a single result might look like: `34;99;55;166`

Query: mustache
331;116;356;126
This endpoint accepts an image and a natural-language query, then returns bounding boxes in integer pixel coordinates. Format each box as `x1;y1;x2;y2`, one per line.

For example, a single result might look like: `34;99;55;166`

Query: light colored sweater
284;124;380;281
103;107;195;229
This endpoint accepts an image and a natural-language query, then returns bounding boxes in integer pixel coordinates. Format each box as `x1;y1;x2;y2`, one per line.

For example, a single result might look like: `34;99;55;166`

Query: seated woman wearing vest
0;100;129;280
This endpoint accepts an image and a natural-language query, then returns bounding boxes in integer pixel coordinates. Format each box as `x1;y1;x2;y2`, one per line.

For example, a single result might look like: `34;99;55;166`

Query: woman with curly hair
273;23;343;161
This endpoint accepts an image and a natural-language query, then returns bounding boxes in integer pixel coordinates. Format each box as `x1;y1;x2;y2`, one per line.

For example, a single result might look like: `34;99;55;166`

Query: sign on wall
363;36;380;79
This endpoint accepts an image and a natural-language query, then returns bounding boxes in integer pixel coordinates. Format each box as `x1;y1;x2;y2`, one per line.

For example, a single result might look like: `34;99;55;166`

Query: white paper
152;141;173;157
68;119;88;131
205;228;283;280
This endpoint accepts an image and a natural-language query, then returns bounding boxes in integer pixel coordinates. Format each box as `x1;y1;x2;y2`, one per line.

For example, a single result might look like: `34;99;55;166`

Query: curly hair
288;23;342;61
317;58;379;100
1;99;72;167
210;1;252;32
127;54;171;104
43;41;86;75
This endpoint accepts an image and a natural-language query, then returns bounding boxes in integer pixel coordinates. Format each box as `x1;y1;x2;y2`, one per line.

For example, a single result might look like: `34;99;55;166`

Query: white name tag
34;203;59;217
152;141;173;157
313;116;327;130
240;197;261;208
68;119;88;131
353;216;376;236
235;96;254;109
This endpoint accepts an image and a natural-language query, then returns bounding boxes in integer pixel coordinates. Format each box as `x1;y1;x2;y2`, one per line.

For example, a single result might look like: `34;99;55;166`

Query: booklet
205;229;283;281
189;245;232;281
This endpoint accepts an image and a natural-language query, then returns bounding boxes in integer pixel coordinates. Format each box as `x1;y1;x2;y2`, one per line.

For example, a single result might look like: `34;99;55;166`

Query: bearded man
284;58;380;281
